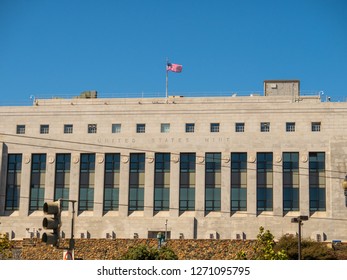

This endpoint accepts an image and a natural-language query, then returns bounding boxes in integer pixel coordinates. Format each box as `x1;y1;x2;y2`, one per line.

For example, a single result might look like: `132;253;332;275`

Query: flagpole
165;58;169;100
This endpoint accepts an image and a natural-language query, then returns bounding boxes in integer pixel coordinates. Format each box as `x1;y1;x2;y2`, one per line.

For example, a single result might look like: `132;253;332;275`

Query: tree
236;227;288;260
253;226;288;260
0;234;13;260
121;244;178;260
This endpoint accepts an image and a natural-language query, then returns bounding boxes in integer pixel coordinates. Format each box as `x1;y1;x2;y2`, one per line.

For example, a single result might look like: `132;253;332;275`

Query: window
185;123;195;133
40;124;49;134
235;123;245;132
309;152;326;211
30;154;46;210
161;123;170;133
104;153;120;211
129;153;145;211
283;152;299;211
112;124;121;133
286;122;295;132
231;153;247;211
79;154;95;211
54;154;71;210
5;154;22;210
179;153;196;211
311;122;321;132
16;125;25;134
205;153;221;212
260;122;270;132
210;123;220;133
64;124;73;134
154;153;170;211
136;124;146;133
257;152;273;211
88;124;97;134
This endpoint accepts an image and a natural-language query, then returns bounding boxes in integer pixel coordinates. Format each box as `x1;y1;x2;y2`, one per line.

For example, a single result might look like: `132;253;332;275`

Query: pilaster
119;152;129;217
144;152;154;217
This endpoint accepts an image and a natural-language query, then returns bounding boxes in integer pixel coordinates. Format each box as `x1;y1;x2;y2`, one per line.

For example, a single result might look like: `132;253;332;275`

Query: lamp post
342;175;347;207
291;215;309;260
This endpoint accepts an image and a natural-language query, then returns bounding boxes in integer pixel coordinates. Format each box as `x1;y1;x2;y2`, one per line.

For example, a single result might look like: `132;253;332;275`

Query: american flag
167;62;183;73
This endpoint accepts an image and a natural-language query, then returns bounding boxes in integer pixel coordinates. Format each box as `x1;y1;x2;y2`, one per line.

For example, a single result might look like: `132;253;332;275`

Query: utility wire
0;132;346;180
1;133;347;223
2;193;347;223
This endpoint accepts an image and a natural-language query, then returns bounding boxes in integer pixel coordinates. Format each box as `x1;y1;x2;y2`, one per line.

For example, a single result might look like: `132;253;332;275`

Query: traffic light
42;200;62;247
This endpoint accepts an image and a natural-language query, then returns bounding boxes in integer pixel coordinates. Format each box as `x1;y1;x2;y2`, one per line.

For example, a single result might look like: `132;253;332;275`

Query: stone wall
14;238;257;260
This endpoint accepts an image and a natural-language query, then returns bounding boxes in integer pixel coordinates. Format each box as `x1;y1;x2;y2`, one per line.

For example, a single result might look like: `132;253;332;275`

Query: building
0;81;346;241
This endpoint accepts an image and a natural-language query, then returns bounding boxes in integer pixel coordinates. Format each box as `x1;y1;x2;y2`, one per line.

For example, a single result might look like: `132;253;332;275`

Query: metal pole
69;201;76;251
298;220;302;260
60;199;76;251
165;58;169;101
166;69;168;100
165;219;168;240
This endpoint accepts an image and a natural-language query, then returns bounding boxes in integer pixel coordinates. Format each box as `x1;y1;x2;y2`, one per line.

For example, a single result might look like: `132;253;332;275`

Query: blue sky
0;0;346;105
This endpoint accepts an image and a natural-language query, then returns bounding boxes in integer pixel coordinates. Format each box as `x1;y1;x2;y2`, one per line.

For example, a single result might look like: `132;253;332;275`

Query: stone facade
0;81;346;241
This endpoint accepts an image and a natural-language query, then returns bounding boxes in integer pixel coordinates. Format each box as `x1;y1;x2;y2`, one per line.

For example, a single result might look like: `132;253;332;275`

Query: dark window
88;124;97;134
311;122;321;132
185;123;195;133
179;153;195;211
30;154;46;210
260;122;270;132
235;123;245;132
112;124;121;133
54;154;71;210
104;153;120;211
231;153;247;211
64;124;73;134
40;125;49;134
136;124;146;133
129;153;145;211
283;152;299;211
16;125;25;134
210;123;220;133
78;154;95;211
5;154;22;210
205;153;221;212
309;152;326;211
286;122;295;132
257;152;273;211
161;123;170;133
154;153;170;211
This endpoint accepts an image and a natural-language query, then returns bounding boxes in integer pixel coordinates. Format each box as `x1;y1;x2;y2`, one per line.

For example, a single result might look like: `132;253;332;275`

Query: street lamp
342;175;347;207
291;215;309;260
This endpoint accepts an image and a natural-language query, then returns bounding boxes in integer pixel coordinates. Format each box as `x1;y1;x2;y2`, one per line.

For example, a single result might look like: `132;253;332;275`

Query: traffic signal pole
42;199;76;252
59;199;77;251
68;200;76;251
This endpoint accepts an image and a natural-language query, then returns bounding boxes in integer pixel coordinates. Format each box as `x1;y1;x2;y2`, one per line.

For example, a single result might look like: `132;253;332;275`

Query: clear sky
0;0;346;105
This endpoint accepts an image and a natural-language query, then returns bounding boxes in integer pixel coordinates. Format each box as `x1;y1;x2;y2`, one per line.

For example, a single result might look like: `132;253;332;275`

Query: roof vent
79;90;98;99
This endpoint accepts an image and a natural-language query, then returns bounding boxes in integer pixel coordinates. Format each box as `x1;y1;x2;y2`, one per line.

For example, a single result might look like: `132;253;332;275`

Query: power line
1;193;347;223
1;132;347;224
0;132;346;180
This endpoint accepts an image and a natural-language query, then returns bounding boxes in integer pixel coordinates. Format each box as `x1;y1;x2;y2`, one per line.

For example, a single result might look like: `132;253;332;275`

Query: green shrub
122;244;178;260
275;234;337;260
236;227;288;260
254;226;288;260
0;234;13;260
